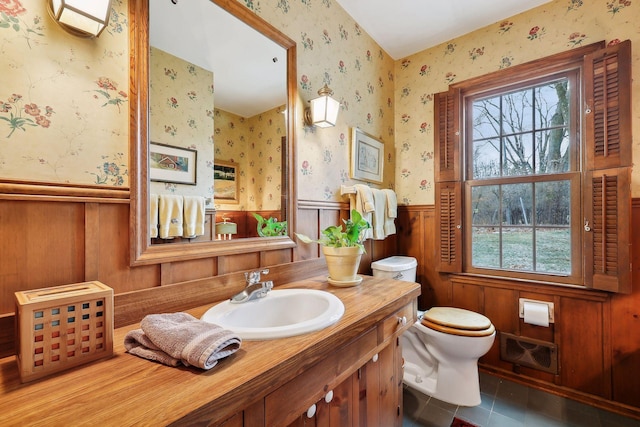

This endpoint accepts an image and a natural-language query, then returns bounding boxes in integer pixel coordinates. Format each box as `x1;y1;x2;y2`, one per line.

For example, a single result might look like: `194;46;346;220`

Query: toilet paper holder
518;298;555;323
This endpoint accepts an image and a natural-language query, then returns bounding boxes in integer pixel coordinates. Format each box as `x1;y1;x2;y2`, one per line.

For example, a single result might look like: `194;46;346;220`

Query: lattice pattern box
14;281;114;383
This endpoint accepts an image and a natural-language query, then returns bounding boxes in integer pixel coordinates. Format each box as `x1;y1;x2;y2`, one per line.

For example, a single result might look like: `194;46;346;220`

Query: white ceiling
150;0;287;118
335;0;552;60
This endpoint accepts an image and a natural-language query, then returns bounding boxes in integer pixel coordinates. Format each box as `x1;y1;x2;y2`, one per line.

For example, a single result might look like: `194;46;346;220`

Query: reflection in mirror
130;0;297;265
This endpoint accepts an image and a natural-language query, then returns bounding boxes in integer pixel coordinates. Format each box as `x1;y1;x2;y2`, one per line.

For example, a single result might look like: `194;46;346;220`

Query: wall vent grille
500;332;558;374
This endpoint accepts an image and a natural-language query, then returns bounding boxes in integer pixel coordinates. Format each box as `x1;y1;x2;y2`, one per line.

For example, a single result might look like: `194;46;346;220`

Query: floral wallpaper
149;47;215;200
2;0;639;206
394;0;640;205
241;0;397;202
0;0;129;186
214;106;285;211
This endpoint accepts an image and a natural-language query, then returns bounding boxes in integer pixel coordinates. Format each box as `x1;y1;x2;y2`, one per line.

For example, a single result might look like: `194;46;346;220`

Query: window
435;40;632;293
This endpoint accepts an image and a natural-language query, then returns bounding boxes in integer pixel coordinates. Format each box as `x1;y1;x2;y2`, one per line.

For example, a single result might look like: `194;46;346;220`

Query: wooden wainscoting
0;195;400;358
296;199;398;275
395;201;640;418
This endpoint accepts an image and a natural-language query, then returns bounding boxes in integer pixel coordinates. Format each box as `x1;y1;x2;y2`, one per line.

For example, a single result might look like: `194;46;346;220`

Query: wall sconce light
304;84;340;128
47;0;113;38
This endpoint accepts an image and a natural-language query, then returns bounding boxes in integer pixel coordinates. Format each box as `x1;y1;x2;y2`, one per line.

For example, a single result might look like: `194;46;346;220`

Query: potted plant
252;213;287;237
296;209;371;286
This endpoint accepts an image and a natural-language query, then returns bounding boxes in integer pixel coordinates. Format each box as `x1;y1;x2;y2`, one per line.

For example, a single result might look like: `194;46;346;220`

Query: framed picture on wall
149;142;197;185
213;160;239;203
350;128;383;183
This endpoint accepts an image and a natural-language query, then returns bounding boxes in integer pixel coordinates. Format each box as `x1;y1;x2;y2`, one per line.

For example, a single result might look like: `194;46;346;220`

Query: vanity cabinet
0;276;419;427
211;302;413;427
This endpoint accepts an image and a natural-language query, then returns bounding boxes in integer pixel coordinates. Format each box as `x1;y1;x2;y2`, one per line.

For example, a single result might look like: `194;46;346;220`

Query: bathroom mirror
130;0;297;265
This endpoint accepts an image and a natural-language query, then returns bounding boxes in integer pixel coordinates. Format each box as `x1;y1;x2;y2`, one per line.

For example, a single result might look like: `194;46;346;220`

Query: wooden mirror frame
129;0;297;265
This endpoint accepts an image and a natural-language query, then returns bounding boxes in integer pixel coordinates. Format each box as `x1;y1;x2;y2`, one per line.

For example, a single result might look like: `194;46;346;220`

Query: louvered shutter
434;89;462;272
434;89;460;181
435;181;462;272
584;40;632;169
583;41;632;293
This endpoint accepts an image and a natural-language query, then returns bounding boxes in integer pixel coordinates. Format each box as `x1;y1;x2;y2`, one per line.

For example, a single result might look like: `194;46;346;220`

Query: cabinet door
284;374;353;427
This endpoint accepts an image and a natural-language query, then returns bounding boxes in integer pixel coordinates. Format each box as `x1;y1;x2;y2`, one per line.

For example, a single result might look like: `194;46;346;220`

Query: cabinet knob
372;353;379;363
398;316;407;326
306;403;316;418
325;390;334;403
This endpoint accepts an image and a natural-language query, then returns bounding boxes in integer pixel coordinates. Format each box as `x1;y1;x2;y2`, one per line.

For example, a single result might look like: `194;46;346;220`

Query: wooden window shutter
434;88;462;273
584;40;632;170
583;40;632;293
435;181;462;272
584;168;631;293
434;88;460;182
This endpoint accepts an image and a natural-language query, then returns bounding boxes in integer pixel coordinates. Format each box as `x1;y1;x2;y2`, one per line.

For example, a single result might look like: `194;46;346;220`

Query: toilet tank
371;256;417;282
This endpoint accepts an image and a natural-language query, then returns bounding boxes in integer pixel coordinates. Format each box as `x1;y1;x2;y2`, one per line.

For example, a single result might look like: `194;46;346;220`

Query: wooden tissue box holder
14;281;114;383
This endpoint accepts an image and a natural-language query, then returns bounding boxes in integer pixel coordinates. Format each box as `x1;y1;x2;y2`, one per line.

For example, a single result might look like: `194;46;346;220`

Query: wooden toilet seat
421;307;495;337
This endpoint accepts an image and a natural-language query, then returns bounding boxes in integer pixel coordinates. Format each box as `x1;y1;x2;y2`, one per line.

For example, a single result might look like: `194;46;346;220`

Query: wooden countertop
0;276;420;426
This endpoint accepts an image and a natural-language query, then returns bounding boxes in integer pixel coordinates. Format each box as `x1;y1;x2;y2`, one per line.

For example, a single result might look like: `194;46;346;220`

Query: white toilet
371;256;496;407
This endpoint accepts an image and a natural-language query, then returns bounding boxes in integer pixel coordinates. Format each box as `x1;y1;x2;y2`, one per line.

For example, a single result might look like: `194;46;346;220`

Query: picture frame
213;160;239;203
350;128;384;183
149;142;197;185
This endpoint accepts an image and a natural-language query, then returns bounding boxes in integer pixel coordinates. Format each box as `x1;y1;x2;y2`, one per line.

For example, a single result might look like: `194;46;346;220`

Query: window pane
502;227;533;271
535;129;569;174
534;81;568;130
503;133;533;176
472;227;500;268
472;96;501;140
471;185;499;225
502;89;533;134
535;181;570;226
472;138;500;179
501;183;532;226
536;228;571;274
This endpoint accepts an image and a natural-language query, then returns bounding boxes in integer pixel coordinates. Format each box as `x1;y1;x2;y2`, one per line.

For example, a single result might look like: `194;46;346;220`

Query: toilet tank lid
371;256;417;272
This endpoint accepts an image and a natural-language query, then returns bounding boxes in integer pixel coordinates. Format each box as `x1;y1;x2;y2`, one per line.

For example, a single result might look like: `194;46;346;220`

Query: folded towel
382;189;397;218
183;196;205;238
158;195;184;238
371;188;387;240
124;328;181;367
353;184;374;240
124;312;241;370
382;189;397;236
150;194;159;238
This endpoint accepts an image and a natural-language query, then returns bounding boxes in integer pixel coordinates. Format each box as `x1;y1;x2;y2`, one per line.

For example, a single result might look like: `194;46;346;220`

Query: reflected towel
124;312;241;370
371;188;386;240
382;189;397;236
353;184;374;240
183;196;205;238
150;194;159;238
158;194;183;238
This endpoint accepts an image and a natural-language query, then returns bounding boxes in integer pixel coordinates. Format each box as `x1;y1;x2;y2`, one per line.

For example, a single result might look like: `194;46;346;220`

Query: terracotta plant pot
322;246;363;283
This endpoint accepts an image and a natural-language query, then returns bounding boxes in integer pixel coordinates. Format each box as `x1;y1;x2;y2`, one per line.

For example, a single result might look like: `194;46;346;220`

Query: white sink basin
201;289;344;340
201;289;345;340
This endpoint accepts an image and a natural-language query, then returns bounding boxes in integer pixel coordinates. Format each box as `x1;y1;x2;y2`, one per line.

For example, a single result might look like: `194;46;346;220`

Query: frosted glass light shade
49;0;112;37
307;85;340;128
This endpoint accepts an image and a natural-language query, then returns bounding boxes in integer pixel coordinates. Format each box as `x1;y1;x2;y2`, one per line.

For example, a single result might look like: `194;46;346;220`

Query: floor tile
402;373;640;427
598;409;640;427
417;399;456;427
486;412;525;427
456;404;491;427
524;411;568;426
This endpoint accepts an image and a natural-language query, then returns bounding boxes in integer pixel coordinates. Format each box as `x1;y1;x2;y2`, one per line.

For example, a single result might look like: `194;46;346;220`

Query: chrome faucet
229;268;273;304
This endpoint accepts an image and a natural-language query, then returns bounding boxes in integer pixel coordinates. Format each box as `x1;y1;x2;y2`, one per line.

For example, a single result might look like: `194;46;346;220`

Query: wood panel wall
2;193;639;418
395;202;640;419
0;197;397;357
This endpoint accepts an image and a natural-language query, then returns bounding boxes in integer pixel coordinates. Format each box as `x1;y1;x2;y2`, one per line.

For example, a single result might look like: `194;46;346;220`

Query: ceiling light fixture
304;84;340;128
47;0;113;38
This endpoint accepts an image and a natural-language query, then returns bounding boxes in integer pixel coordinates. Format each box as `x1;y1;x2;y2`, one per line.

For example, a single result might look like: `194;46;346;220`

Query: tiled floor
403;372;640;427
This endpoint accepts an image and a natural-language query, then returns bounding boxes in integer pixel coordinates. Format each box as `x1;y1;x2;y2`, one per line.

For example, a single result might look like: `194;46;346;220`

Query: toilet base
403;359;482;407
